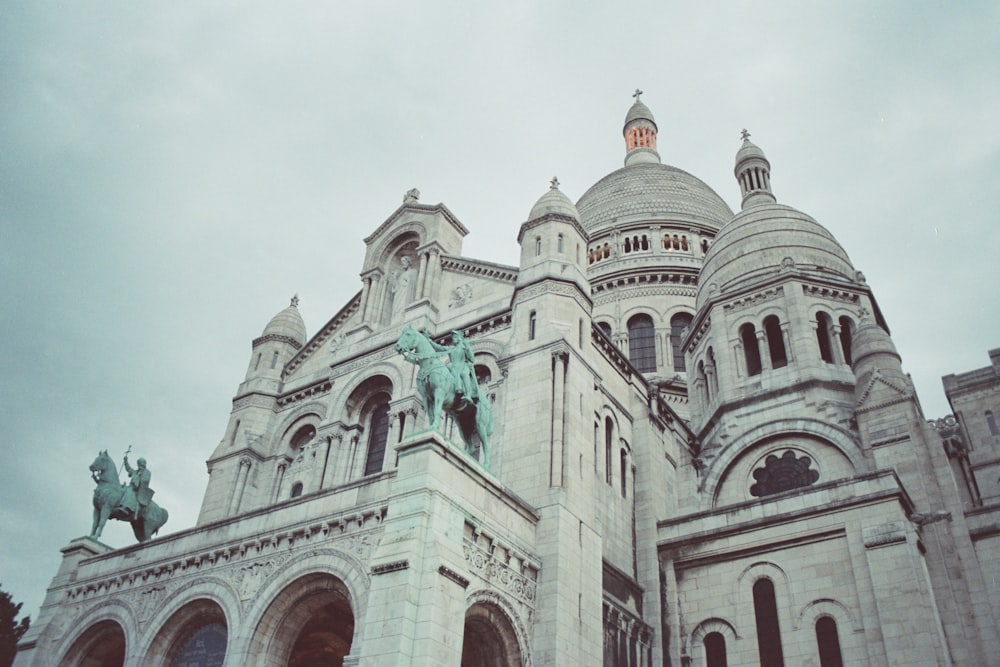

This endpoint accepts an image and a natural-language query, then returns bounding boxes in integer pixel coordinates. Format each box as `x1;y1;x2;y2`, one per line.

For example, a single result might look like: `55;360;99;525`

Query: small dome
576;163;734;234
624;100;657;129
735;137;767;164
261;296;307;345
697;204;855;311
528;178;580;221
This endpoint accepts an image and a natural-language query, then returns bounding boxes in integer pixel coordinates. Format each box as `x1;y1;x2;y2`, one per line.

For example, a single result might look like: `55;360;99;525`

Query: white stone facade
15;98;1000;666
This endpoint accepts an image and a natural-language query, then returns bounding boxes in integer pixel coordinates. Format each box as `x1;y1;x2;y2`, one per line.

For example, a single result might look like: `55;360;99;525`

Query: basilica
15;95;1000;666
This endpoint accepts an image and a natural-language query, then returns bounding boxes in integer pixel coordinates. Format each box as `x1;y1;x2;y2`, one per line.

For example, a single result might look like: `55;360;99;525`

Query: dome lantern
734;129;776;209
623;89;661;167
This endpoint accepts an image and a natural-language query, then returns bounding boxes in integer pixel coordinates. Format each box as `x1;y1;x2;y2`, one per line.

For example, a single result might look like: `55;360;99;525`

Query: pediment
855;369;912;412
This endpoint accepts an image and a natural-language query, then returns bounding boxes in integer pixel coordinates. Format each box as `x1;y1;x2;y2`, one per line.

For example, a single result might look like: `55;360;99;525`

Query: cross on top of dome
632;88;643;102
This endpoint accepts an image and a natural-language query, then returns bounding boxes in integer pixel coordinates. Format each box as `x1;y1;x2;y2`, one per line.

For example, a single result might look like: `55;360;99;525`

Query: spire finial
550;176;560;190
632;88;643;102
290;294;300;307
740;128;751;141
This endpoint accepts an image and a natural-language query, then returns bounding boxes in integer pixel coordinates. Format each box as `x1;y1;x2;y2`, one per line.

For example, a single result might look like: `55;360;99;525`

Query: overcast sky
2;2;998;619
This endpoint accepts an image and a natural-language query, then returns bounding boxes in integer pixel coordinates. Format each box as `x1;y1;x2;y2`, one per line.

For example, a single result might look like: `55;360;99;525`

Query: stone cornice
439;255;518;283
277;378;334;409
63;503;389;604
516;212;589;244
252;333;303;350
364;202;469;244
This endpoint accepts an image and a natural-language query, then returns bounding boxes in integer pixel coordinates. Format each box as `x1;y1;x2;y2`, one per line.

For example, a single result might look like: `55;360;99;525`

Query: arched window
627;314;656;373
620;448;628;497
290;424;316;449
670;313;693;372
535;237;542;256
597;321;612;339
270;350;280;369
697;360;709;407
816;312;834;363
753;578;785;667
839;316;855;365
474;364;492;386
529;311;537;341
290;482;303;498
363;398;391;475
604;417;613;485
740;323;762;376
557;234;564;253
705;631;728;667
763;315;787;368
815;616;844;667
987;410;999;436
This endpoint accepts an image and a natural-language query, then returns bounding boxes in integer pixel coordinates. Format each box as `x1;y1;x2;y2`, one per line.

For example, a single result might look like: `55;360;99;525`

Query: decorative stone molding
723;286;784;313
64;506;387;604
463;539;538;608
514;279;592;312
592;326;633;378
371;559;409;575
232;393;278;411
438;565;470;588
277;379;333;408
801;284;860;304
862;521;907;548
440;256;518;283
252;333;303;350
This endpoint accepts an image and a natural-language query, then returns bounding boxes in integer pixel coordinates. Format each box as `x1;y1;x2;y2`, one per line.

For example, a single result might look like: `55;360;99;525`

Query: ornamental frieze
462;539;538;608
66;506;387;604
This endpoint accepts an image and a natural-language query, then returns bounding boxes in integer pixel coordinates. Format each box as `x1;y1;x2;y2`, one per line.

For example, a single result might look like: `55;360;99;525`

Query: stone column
755;329;771;370
271;460;288;503
320;434;343;488
385;413;402;471
416;251;429;299
228;456;252;515
359;276;372;321
830;324;846;365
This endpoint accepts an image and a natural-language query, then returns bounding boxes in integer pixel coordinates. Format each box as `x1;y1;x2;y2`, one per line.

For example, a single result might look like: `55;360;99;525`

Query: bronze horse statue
395;325;494;468
89;450;169;543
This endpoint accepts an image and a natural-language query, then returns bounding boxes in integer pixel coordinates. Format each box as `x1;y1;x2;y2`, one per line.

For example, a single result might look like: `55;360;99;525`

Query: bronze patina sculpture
395;325;493;467
89;450;169;543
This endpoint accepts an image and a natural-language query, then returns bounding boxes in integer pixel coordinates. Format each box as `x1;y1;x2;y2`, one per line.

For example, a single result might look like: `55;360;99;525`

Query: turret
734;129;776;209
242;295;306;393
623;89;660;167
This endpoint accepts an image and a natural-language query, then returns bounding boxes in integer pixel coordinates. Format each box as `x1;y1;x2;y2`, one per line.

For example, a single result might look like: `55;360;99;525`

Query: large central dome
576;162;734;234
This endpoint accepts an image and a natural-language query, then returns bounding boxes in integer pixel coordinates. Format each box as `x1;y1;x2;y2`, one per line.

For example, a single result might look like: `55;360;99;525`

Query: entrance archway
461;601;523;667
61;619;126;667
146;598;228;667
250;572;354;666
